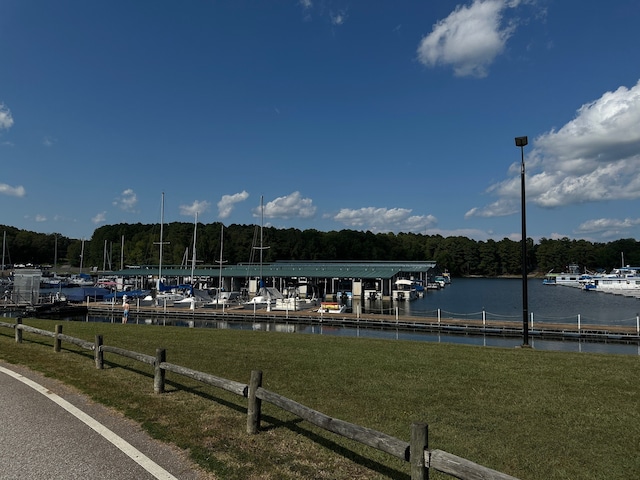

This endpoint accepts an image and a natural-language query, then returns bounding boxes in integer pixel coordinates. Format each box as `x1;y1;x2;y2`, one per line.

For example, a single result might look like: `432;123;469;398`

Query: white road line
0;365;178;480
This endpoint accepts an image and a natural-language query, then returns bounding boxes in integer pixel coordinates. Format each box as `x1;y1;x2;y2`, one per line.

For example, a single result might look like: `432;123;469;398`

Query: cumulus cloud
180;200;211;217
92;211;107;225
468;79;640;218
333;207;437;233
35;214;47;222
256;192;316;219
218;191;249;219
0;103;14;130
113;189;138;212
416;0;517;77
0;183;25;197
576;217;640;236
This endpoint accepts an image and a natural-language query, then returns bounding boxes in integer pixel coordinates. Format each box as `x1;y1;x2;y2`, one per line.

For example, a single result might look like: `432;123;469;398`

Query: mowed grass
1;318;639;479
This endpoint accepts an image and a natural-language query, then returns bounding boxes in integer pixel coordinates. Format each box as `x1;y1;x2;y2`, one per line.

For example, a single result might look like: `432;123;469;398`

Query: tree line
1;223;638;277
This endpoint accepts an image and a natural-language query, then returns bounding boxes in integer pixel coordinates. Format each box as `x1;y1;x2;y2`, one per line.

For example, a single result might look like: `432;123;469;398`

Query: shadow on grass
98;362;409;478
261;416;409;479
5;333;409;480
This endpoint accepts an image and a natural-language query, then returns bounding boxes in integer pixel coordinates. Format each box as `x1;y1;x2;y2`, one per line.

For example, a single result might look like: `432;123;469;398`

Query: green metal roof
113;261;437;280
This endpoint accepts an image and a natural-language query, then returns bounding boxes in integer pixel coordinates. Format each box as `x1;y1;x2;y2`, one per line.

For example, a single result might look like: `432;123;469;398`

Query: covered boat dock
110;260;439;301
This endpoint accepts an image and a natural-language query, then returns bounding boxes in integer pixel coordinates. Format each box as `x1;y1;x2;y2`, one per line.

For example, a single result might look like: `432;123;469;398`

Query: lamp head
515;136;528;147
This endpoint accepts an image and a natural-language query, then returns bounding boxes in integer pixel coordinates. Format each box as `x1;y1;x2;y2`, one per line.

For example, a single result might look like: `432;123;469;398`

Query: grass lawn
1;318;639;479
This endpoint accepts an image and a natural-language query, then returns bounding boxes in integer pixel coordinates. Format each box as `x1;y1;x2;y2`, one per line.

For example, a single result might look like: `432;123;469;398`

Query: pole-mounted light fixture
515;136;529;347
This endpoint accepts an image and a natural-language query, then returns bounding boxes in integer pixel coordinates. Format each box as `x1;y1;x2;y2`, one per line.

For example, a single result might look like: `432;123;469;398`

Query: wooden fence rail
0;319;519;480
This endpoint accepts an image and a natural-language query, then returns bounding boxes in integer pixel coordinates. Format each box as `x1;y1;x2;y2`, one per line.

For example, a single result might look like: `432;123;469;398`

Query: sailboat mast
2;231;5;272
260;196;264;281
218;224;224;293
158;192;165;290
80;238;85;274
190;212;198;283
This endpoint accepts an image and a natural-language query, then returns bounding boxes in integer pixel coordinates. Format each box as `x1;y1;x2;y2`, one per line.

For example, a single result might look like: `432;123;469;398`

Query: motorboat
317;302;347;314
392;279;418;301
272;296;318;311
67;274;95;287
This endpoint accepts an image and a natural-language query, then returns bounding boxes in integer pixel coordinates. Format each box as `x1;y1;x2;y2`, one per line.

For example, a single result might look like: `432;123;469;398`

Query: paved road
0;362;215;480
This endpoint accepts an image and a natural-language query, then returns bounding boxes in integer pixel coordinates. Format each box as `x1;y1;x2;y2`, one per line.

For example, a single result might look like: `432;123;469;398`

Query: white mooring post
577;314;581;331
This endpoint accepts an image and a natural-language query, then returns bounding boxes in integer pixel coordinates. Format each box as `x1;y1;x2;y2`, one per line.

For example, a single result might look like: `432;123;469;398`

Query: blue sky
1;0;640;243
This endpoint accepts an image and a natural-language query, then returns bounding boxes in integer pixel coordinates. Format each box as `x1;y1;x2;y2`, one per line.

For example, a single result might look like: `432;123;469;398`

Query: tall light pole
515;136;529;347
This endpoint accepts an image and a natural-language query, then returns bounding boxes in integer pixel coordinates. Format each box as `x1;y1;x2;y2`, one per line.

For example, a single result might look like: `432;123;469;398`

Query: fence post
95;335;104;369
247;370;263;434
410;422;428;480
154;348;166;394
54;324;62;352
15;318;22;343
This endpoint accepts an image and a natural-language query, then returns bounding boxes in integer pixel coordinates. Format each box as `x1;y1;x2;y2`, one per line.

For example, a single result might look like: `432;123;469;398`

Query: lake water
389;277;640;327
9;278;640;356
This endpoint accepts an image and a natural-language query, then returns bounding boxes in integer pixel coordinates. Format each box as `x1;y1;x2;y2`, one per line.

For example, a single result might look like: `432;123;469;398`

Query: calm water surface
7;278;639;355
393;278;640;326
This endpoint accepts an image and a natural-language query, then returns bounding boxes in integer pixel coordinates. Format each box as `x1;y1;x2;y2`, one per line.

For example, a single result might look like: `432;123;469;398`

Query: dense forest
1;223;639;277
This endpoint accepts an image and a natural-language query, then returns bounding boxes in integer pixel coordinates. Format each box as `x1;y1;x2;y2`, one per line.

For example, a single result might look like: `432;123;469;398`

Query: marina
5;263;640;354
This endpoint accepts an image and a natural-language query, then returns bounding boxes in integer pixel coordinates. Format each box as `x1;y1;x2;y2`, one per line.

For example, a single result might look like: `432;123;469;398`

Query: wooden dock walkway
82;302;640;345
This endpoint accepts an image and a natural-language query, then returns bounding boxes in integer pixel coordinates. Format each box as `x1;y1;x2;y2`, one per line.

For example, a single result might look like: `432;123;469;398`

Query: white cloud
180;200;211;217
35;214;47;222
299;0;312;9
218;191;249;219
465;198;518;218
576;217;640;235
0;103;14;130
331;11;347;26
92;211;107;225
468;79;640;218
257;192;316;219
113;189;138;212
43;136;56;147
416;0;517;77
0;183;25;197
333;207;437;233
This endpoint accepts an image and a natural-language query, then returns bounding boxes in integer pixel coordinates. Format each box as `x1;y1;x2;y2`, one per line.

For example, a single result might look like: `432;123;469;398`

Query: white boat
542;264;589;287
587;276;640;293
317;302;347;314
242;286;282;310
392;278;418;301
242;197;283;310
68;274;95;287
203;291;242;308
272;293;318;311
173;288;212;309
140;288;186;307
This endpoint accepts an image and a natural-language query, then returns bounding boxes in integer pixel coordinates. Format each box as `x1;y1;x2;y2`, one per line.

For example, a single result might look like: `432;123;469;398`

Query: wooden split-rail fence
1;319;518;480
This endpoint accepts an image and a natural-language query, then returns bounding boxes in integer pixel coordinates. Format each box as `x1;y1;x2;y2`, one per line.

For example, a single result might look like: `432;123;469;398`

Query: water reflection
62;313;640;356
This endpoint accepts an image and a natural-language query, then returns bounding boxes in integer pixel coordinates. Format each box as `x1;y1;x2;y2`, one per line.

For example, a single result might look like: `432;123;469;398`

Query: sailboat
174;212;210;309
203;224;241;308
141;193;186;307
242;196;281;310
